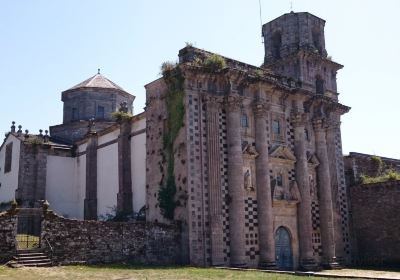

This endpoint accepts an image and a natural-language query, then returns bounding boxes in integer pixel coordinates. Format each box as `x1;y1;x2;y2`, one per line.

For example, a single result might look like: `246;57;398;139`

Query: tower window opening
72;108;79;121
316;76;324;95
271;32;282;59
97;105;105;119
312;28;322;54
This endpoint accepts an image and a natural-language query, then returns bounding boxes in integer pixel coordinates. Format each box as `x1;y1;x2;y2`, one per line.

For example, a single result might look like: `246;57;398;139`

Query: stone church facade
0;12;353;270
146;12;351;269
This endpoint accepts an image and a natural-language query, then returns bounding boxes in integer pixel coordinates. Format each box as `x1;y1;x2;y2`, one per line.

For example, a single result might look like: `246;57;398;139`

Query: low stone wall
350;181;400;266
0;209;17;263
41;210;181;265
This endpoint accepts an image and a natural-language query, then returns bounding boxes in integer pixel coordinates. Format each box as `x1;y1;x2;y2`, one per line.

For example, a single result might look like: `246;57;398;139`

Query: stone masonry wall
41;211;181;265
350;181;400;266
0;209;17;263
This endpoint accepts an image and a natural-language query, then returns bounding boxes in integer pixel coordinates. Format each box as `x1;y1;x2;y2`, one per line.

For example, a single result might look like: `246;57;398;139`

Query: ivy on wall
158;62;185;220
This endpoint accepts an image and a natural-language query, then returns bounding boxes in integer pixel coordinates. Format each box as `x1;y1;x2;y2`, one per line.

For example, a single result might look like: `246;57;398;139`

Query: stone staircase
12;249;52;267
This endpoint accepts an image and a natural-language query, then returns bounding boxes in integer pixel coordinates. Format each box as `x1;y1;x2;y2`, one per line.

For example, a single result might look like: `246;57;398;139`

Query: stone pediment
307;154;320;168
269;146;296;164
242;143;259;158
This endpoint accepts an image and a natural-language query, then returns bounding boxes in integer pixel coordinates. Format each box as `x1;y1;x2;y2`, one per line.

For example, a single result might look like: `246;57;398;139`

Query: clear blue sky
1;0;399;158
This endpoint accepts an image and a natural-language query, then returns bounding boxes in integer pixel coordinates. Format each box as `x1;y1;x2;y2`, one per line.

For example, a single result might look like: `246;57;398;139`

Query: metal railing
43;237;54;264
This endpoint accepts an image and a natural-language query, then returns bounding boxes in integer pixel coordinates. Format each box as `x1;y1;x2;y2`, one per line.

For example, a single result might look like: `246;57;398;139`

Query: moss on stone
158;63;185;220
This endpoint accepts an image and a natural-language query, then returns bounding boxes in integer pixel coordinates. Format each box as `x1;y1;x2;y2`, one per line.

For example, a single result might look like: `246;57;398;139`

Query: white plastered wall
97;142;119;218
46;155;84;219
0;135;21;203
131;117;146;212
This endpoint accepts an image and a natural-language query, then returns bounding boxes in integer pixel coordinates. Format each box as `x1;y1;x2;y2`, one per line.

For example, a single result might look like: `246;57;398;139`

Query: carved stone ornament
225;94;242;112
119;101;129;113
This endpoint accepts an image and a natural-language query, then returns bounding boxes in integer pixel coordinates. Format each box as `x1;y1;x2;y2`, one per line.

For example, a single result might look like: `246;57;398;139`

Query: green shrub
203;54;227;72
111;111;133;121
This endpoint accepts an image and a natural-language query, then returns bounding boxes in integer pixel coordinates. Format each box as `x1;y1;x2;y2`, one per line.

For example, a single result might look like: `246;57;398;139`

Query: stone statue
244;169;254;191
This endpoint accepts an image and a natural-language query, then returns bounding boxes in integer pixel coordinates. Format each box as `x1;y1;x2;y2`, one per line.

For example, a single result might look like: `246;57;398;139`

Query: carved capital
253;100;269;118
203;95;223;111
326;118;341;130
225;94;243;112
312;118;327;132
291;112;308;128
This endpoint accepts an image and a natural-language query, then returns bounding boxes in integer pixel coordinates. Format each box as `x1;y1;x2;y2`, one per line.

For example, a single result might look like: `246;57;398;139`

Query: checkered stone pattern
288;169;296;181
201;98;212;265
187;93;208;266
334;127;351;260
311;200;323;257
219;109;230;264
244;197;259;265
286;118;295;152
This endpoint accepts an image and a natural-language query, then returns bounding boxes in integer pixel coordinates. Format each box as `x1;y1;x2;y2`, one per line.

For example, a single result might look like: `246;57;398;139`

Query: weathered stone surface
41;212;181;265
350;181;400;266
0;210;17;263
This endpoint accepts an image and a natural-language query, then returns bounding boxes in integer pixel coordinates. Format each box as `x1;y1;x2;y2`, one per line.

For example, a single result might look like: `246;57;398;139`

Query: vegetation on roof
111;111;133;121
360;156;400;184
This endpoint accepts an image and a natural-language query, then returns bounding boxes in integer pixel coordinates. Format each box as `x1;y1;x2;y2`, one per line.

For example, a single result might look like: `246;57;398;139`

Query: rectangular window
97;106;105;119
72;108;78;121
241;114;248;128
272;119;281;135
4;143;12;173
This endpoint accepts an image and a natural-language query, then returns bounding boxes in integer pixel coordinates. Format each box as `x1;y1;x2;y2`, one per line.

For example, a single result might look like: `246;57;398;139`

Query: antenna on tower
290;0;294;12
259;0;264;44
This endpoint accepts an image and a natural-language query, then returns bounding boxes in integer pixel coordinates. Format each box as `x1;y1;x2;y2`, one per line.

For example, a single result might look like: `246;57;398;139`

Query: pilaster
84;131;98;220
117;120;133;215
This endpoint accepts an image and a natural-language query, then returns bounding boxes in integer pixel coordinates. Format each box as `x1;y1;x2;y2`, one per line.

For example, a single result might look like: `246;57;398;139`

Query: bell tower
262;12;342;99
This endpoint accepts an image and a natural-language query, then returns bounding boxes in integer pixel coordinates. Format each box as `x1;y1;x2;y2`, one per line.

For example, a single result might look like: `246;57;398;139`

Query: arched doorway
275;227;293;270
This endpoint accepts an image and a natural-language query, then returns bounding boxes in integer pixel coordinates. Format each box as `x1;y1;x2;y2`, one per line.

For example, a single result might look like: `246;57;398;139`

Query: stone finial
88;118;97;134
44;130;49;143
11;121;16;133
42;200;50;212
98;68;100;74
119;101;128;113
39;129;43;136
17;125;22;135
24;129;29;139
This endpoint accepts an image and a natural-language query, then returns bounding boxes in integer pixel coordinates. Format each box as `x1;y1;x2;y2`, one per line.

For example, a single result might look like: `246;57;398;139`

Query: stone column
292;112;317;270
205;96;225;266
253;100;276;269
225;94;247;267
84;131;98;220
117;119;133;215
313;118;337;267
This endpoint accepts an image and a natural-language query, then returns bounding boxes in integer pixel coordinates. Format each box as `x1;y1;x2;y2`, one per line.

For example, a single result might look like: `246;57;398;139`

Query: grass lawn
0;265;360;280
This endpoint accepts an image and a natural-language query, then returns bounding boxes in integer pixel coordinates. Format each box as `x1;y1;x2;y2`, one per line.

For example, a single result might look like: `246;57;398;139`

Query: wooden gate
275;227;293;270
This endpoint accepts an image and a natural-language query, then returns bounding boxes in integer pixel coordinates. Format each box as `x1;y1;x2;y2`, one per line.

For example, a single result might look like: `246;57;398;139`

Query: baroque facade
0;11;355;270
146;12;351;269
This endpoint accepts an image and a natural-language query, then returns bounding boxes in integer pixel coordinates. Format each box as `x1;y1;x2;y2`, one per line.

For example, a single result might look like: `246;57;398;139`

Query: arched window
315;76;324;95
272;31;282;59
